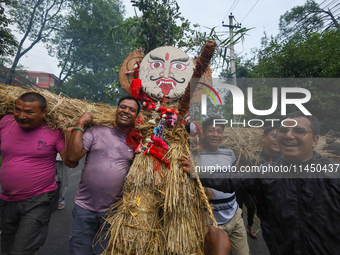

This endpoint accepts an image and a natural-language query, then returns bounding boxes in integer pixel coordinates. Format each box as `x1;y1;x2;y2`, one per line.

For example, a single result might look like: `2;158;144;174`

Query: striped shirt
194;146;238;225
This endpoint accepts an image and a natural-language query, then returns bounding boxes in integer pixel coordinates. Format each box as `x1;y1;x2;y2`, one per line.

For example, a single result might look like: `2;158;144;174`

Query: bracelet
73;127;85;132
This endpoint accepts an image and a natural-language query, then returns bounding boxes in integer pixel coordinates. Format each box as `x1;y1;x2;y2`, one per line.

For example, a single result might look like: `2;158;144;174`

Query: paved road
36;159;84;255
13;159;269;255
242;208;270;255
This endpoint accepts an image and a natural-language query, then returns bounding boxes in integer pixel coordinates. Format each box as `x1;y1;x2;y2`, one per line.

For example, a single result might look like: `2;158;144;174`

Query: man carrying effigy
0;92;76;255
66;95;140;255
181;116;250;255
181;112;340;255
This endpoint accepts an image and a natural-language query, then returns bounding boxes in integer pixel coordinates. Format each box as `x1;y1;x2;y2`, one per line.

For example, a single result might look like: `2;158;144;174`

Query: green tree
106;0;250;100
220;1;340;132
52;71;123;104
111;0;194;54
226;30;340;132
50;0;126;104
252;30;340;78
6;0;68;84
278;0;339;40
0;0;17;57
278;0;323;40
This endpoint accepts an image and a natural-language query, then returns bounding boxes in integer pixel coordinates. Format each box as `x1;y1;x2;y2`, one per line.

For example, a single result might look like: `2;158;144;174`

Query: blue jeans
69;204;111;255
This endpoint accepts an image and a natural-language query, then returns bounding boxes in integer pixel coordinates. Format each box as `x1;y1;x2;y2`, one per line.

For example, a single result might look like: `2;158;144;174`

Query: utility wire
241;0;259;23
319;0;329;7
233;16;240;25
223;0;237;22
319;0;337;9
230;0;240;13
322;0;337;9
24;53;59;63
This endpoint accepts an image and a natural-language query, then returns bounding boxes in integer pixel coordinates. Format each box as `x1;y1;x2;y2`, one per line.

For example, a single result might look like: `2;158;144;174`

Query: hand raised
178;156;191;174
78;112;93;126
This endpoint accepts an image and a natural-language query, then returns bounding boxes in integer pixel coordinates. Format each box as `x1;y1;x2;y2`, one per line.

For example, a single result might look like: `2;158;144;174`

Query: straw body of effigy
103;111;211;255
102;154;164;255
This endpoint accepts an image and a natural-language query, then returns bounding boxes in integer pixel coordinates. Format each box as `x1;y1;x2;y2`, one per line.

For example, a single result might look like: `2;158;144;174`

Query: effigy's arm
172;40;217;136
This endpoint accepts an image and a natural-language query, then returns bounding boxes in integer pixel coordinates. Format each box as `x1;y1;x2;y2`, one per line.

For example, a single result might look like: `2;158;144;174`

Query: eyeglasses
276;127;313;138
269;133;278;138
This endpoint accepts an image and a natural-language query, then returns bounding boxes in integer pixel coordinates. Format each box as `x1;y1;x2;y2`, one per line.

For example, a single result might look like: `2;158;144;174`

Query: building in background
25;71;59;88
0;65;59;88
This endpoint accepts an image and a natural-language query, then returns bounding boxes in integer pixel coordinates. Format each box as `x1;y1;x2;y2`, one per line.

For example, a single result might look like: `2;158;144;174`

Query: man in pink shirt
0;92;76;255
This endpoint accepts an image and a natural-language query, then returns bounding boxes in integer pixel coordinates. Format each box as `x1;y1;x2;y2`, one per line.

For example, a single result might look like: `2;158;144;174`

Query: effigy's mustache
150;76;185;83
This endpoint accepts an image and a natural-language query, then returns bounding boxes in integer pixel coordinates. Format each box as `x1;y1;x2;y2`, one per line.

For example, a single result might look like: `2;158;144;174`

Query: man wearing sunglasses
182;112;340;255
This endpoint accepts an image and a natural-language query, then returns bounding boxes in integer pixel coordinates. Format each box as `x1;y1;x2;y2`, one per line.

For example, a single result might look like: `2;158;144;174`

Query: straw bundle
162;143;209;254
0;84;117;129
221;127;339;161
103;154;164;255
221;127;264;164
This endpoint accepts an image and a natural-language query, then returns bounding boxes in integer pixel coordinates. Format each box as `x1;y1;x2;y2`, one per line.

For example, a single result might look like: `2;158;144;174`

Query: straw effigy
102;118;211;254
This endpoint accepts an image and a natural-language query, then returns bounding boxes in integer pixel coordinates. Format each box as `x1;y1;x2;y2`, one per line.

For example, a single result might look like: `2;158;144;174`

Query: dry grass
102;122;211;255
0;84;117;129
221;127;338;160
221;127;264;164
102;154;165;255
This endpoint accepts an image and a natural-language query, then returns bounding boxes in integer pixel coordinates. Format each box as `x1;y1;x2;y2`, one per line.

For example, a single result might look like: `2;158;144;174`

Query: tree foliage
251;30;340;132
106;0;250;100
50;0;126;104
278;0;339;40
112;0;249;58
253;30;340;78
115;0;192;53
6;0;67;83
278;0;324;40
0;0;17;56
219;1;340;133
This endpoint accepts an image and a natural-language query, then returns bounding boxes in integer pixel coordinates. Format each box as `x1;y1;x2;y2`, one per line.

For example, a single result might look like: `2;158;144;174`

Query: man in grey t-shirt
66;96;140;255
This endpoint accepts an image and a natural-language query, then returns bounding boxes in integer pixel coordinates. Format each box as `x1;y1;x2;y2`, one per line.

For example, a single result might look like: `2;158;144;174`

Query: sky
11;0;325;77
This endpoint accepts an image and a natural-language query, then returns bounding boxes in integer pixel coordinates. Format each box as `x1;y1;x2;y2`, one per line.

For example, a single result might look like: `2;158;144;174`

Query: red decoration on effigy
125;128;144;151
129;61;142;99
144;145;170;170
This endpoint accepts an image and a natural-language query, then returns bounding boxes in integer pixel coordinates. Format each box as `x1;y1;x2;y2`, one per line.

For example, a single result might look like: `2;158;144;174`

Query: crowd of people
0;92;339;255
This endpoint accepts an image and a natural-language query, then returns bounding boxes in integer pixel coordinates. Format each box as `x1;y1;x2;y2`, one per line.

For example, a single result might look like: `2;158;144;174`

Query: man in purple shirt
66;95;140;255
0;92;76;255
